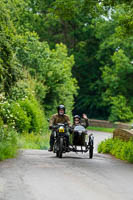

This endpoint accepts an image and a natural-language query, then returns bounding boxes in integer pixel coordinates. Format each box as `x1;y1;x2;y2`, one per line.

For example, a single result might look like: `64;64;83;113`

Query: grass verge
0;127;18;161
88;126;114;133
98;138;133;163
18;132;49;150
0;126;50;161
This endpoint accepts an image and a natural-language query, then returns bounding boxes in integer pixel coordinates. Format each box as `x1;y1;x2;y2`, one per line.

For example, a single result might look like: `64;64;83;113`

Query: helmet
73;115;81;120
57;105;65;114
73;115;81;124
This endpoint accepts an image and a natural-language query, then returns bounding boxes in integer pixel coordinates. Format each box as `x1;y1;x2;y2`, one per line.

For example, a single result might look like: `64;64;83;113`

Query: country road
0;131;133;200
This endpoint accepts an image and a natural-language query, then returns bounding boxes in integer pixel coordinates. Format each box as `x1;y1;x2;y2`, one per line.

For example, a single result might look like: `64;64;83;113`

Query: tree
15;33;77;115
95;6;133;121
0;1;21;95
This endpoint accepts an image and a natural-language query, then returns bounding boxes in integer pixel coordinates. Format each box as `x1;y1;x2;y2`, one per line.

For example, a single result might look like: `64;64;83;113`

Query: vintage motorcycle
51;123;94;159
51;123;69;158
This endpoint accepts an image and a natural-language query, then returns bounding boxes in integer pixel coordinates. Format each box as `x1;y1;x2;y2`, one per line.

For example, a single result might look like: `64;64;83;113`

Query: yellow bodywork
59;127;65;133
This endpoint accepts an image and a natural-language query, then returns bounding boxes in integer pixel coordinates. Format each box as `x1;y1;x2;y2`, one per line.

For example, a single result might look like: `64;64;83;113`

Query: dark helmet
57;105;65;114
73;115;81;121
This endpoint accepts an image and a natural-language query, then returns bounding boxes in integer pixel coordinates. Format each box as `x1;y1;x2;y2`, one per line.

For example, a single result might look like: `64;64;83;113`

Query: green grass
0;127;18;161
18;132;49;150
0;125;50;161
98;138;133;163
0;142;18;160
88;126;114;133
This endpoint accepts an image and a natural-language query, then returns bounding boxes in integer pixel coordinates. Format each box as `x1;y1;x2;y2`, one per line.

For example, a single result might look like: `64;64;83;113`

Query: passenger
70;114;89;146
73;114;89;128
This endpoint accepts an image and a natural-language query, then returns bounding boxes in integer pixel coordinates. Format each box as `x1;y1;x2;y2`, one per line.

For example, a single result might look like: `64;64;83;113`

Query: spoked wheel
53;143;59;157
89;145;93;159
88;134;94;159
58;138;63;158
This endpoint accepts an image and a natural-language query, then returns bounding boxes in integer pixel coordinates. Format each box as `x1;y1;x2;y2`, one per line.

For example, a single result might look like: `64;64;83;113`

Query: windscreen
74;125;85;132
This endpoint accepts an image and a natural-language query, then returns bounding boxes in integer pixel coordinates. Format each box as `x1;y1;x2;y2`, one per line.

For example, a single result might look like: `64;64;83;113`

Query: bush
0;127;18;160
98;138;133;163
0;96;48;134
19;97;47;134
0;100;31;132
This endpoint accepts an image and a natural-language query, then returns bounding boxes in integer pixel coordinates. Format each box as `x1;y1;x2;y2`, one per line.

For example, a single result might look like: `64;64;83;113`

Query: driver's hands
49;126;52;130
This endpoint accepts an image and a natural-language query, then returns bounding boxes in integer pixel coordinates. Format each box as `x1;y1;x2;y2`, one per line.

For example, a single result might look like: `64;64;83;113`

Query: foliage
1;0;133;160
19;97;47;133
0;0;77;135
1;0;133;123
23;0;113;119
16;35;77;116
94;5;133;122
0;100;30;132
0;1;21;95
29;0;133;121
0;126;18;160
98;138;133;163
0;94;47;134
109;96;133;122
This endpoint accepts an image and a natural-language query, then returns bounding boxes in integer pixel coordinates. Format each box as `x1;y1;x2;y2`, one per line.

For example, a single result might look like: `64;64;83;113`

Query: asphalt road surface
0;131;133;200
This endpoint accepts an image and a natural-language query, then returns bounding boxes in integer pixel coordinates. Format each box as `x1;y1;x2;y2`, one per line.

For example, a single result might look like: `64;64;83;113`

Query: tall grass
0;126;50;161
0;127;18;161
18;132;49;150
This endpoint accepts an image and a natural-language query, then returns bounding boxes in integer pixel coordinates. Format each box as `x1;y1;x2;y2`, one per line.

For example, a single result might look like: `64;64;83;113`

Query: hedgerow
98;138;133;163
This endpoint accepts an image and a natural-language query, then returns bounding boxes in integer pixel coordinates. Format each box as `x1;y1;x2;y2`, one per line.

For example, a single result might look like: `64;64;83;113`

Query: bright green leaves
109;96;133;122
16;37;77;115
94;3;133;122
2;0;133;126
98;138;133;163
102;50;133;121
0;1;22;95
51;0;82;20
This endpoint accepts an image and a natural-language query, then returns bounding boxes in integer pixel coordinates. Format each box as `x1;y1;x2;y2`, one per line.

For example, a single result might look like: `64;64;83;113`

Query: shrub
98;138;133;163
0;100;31;132
19;97;47;134
0;96;48;134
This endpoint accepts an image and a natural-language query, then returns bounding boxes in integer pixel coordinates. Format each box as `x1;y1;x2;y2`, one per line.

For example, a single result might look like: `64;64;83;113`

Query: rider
48;105;71;151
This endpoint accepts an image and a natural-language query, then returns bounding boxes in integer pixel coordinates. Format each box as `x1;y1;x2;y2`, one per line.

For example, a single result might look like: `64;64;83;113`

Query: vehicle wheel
89;145;93;159
59;138;63;158
56;151;59;157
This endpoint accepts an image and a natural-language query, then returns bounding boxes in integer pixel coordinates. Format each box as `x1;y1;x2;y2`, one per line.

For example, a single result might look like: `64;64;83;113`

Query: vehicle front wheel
58;138;63;158
56;151;59;157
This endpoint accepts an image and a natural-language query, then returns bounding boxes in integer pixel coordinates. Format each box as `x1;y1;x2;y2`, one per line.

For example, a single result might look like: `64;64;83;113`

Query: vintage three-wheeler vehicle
51;123;94;158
